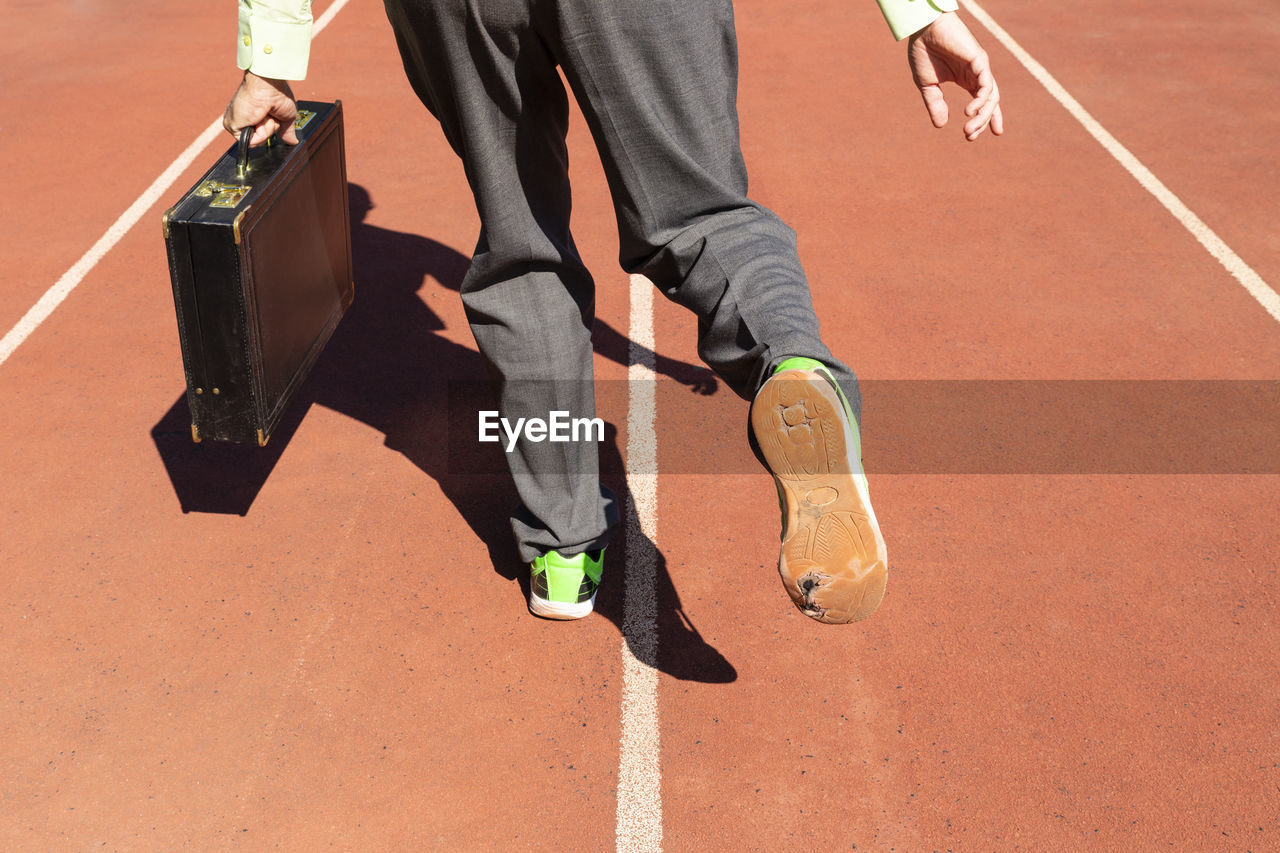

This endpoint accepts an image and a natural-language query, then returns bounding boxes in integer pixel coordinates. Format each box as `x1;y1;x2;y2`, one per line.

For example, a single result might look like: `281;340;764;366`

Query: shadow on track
151;182;736;683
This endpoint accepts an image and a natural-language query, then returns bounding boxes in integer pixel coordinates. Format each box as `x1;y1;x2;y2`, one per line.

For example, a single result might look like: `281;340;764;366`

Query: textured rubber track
750;369;888;623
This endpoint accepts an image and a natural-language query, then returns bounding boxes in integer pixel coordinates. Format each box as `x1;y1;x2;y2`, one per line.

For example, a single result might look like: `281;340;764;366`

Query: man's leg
546;0;859;416
384;0;617;566
547;0;885;621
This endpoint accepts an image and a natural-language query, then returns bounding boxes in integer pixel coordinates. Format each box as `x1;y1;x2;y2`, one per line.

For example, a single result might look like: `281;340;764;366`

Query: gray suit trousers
384;0;859;562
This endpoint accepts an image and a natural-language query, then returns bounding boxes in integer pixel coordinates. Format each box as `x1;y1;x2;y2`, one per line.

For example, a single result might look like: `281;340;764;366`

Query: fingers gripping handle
236;127;277;179
236;127;253;179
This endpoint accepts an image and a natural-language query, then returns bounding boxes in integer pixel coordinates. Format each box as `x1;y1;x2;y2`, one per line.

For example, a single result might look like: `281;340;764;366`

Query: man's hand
223;71;299;146
908;12;1003;141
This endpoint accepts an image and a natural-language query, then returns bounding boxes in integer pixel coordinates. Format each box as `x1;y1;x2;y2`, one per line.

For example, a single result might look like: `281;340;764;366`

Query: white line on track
960;0;1280;326
0;0;353;370
6;0;661;841
617;273;662;852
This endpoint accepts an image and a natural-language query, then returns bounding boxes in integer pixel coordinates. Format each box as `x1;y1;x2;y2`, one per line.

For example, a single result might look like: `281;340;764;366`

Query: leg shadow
151;182;734;682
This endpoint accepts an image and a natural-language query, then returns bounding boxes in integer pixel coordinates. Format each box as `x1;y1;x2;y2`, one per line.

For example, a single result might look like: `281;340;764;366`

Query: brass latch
194;180;249;209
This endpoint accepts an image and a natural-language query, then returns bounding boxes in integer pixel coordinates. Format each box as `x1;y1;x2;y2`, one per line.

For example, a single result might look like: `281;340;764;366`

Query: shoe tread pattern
752;370;887;623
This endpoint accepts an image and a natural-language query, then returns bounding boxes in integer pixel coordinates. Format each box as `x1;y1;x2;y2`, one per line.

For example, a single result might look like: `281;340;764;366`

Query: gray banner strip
448;380;1280;475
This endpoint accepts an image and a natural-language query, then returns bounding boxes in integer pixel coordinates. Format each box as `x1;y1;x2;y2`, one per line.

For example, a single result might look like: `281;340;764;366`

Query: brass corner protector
257;429;269;447
162;208;174;240
190;424;202;444
232;208;250;244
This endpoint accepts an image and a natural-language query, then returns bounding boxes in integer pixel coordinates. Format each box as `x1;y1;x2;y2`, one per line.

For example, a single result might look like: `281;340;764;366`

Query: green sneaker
529;548;604;620
749;357;887;623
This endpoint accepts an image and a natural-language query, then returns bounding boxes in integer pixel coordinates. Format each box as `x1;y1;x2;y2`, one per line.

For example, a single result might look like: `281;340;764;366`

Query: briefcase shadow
149;181;489;519
151;393;310;515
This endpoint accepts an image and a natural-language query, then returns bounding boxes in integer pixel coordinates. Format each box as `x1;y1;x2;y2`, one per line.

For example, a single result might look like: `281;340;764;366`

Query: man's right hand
223;71;300;146
908;12;1004;142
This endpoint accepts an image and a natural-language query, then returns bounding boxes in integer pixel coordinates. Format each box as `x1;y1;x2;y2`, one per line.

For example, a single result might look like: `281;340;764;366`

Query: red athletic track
2;0;1277;849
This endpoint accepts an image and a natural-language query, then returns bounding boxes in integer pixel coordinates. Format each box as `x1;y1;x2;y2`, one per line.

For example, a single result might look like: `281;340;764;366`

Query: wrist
241;71;295;108
878;0;951;41
244;70;290;91
912;10;952;40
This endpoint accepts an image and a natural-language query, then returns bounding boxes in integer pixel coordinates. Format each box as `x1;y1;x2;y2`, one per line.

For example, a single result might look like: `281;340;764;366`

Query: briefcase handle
236;128;254;179
236;128;277;179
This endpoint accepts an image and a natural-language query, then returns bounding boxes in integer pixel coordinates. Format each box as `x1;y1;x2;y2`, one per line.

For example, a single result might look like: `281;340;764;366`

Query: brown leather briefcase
162;100;353;446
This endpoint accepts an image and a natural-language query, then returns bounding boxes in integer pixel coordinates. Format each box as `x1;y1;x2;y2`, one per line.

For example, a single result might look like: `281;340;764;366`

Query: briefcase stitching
163;218;207;419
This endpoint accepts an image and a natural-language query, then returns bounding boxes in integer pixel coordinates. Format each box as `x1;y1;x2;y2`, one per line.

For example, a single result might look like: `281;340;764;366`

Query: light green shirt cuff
875;0;959;41
237;0;313;80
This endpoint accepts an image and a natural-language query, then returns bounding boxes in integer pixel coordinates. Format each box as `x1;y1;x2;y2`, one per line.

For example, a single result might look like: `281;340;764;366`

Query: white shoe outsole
529;591;597;620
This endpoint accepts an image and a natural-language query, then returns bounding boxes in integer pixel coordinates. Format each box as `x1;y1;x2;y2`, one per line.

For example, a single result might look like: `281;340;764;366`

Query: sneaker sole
529;590;597;621
751;369;888;624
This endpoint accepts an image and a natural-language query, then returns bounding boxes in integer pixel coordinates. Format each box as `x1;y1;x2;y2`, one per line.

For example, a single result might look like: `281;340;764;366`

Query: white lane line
0;120;220;368
617;273;662;852
0;0;354;370
312;0;353;35
960;0;1280;326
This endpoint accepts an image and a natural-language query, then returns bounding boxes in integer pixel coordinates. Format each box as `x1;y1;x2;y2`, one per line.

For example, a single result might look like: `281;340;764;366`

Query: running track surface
3;0;1279;849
